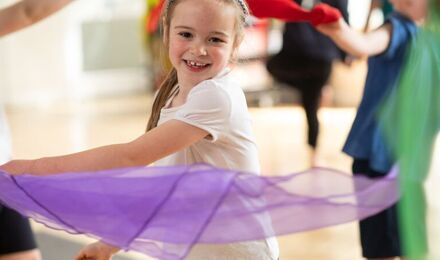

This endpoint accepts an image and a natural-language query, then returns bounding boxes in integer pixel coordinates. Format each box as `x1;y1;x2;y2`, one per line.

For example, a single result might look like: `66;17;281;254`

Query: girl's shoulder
185;78;232;111
188;69;235;98
189;78;229;97
182;71;239;117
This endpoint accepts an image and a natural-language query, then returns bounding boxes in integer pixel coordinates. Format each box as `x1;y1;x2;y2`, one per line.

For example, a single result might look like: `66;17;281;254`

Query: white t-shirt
155;69;279;260
156;69;259;174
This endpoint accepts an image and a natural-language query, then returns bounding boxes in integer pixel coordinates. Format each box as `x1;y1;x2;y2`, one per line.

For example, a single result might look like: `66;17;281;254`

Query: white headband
166;0;250;17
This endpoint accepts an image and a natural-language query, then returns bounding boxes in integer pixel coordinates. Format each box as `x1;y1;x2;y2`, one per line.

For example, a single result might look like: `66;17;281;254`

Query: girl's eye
178;32;192;39
209;37;226;44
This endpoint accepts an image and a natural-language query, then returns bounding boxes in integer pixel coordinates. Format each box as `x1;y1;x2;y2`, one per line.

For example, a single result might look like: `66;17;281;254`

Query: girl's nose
190;43;207;56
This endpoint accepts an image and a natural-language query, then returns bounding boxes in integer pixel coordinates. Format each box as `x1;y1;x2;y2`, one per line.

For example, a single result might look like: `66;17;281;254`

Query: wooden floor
5;94;439;260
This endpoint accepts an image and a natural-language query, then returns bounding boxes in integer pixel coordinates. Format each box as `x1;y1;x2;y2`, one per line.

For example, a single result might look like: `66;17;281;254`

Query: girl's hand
74;241;120;260
0;160;35;175
316;18;346;37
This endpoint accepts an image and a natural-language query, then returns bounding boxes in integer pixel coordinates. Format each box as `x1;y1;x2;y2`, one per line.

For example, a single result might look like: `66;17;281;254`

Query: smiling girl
0;0;279;259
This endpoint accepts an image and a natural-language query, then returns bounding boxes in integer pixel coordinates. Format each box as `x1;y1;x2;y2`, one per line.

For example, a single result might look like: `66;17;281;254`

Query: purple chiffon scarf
0;164;398;259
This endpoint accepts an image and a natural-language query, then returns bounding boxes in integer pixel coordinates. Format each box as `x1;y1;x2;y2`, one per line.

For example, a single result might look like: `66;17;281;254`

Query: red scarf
247;0;341;26
146;0;341;33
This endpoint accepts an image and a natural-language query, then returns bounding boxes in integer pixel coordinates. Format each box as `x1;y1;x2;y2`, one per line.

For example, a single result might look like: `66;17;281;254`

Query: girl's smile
183;59;212;72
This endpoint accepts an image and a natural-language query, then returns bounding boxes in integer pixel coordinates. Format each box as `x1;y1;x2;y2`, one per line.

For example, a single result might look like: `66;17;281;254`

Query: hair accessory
165;0;175;14
236;0;250;16
165;0;249;16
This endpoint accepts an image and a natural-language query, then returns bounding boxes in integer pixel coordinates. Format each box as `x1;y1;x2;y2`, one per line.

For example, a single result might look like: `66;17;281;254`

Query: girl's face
166;0;239;88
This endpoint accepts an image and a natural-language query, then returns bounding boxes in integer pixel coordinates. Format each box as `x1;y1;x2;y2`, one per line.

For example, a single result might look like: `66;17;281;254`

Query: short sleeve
175;81;232;142
383;14;416;59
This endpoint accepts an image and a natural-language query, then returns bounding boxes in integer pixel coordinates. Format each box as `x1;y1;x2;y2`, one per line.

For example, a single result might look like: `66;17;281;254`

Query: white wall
0;7;72;105
0;0;148;106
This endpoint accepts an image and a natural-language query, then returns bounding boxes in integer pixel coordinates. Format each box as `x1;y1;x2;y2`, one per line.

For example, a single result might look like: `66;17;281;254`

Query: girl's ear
230;45;240;63
231;47;239;62
235;34;244;47
231;35;244;61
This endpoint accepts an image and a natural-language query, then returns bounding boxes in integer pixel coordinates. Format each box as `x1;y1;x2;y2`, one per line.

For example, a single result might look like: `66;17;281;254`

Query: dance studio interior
0;0;438;259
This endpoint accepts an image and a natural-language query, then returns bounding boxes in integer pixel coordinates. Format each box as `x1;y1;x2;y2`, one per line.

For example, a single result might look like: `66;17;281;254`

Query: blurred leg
300;86;321;149
352;160;402;259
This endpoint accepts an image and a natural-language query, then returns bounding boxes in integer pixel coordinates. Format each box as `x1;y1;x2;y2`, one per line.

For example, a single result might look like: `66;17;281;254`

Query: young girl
317;0;428;259
0;0;280;259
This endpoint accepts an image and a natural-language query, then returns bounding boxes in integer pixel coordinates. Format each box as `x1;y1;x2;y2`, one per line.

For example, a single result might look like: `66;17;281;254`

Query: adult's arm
0;0;73;37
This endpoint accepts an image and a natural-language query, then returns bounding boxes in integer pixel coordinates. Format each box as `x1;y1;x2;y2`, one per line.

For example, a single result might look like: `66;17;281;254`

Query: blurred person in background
318;0;428;258
266;0;349;167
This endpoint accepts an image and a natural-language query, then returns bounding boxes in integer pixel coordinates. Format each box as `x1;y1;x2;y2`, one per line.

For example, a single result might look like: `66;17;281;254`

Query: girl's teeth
188;61;206;67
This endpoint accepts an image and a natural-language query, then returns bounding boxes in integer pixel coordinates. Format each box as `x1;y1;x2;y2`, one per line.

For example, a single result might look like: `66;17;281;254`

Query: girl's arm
0;120;208;175
0;0;73;37
317;18;392;58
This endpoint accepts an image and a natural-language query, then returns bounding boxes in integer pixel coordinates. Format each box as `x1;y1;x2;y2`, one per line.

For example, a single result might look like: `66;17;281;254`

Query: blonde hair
146;0;249;131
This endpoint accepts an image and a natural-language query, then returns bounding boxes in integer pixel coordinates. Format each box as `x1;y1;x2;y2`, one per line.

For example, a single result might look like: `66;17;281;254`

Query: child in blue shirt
317;0;427;259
